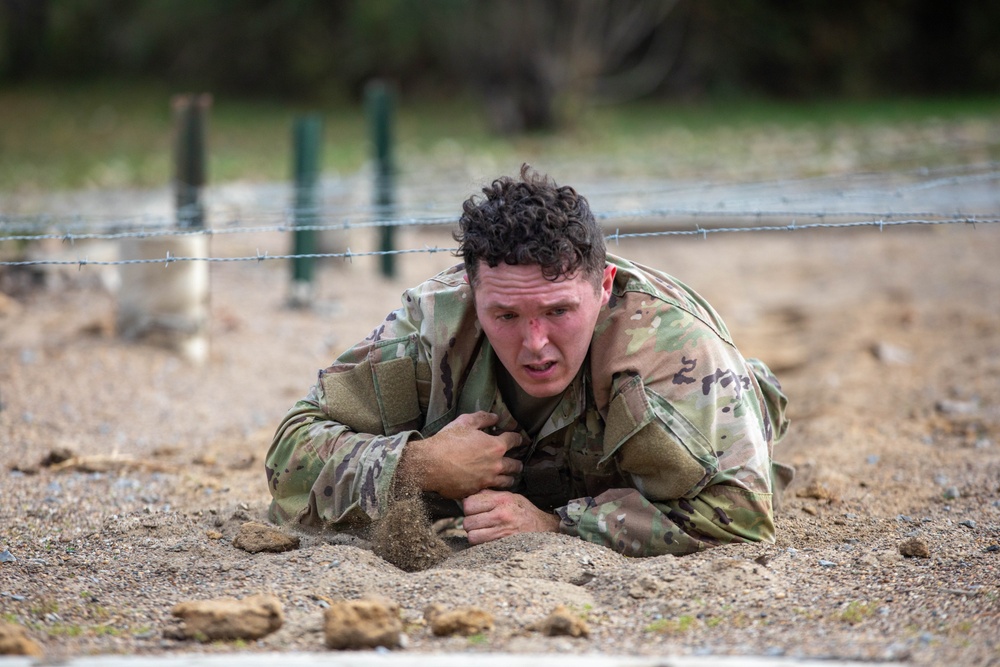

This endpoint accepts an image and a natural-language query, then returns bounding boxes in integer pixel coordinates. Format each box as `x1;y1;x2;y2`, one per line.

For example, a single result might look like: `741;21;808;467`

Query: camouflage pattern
266;254;789;556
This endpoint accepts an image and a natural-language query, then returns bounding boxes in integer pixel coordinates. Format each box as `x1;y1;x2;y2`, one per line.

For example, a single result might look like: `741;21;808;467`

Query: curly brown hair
454;164;606;288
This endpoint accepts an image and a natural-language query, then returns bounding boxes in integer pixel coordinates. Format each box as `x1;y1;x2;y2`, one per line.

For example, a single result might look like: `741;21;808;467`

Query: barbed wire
2;216;996;268
2;208;992;244
3;162;997;233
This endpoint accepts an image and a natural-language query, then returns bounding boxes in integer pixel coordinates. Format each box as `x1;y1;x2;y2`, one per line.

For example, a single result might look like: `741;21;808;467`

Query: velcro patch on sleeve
617;422;707;500
373;357;420;429
320;360;383;435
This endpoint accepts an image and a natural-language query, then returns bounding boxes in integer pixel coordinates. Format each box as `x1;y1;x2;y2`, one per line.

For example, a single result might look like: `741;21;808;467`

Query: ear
600;264;616;306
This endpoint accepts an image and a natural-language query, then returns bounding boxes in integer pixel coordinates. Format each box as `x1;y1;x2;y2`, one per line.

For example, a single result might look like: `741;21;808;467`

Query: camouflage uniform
266;254;789;556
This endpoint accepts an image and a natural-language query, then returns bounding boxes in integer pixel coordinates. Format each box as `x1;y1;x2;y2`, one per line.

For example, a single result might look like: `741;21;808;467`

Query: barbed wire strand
3;163;998;233
2;216;995;268
3;210;995;244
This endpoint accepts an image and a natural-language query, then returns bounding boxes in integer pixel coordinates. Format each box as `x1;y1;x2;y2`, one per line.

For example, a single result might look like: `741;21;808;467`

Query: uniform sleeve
556;484;773;557
565;296;782;557
265;302;428;528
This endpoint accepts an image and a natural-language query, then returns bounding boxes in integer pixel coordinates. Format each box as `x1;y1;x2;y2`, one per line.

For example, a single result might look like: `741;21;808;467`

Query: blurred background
2;0;999;194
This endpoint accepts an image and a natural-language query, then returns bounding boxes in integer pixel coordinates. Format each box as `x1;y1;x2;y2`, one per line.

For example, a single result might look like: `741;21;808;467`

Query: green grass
838;600;877;625
645;614;697;634
1;80;998;194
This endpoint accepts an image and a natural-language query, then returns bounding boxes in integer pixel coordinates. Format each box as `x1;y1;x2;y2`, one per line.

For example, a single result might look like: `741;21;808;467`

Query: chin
520;380;569;399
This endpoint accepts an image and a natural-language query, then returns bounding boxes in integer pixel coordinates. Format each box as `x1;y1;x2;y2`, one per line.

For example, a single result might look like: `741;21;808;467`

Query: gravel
2;207;999;664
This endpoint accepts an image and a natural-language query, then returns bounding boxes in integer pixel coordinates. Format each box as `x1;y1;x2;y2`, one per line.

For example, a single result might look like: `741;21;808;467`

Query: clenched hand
400;411;523;499
462;489;561;544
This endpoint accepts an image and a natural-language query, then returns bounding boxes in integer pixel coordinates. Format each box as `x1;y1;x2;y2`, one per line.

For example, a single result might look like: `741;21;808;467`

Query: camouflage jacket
266;254;789;556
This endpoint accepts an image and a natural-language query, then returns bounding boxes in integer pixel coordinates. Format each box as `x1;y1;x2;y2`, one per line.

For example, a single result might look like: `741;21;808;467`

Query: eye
549;307;568;317
498;313;516;322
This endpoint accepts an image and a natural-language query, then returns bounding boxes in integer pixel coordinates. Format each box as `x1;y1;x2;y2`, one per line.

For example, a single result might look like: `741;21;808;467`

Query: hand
400;411;524;500
461;489;561;545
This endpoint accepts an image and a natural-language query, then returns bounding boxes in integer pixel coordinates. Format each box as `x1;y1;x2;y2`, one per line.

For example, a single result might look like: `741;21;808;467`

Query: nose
522;318;548;354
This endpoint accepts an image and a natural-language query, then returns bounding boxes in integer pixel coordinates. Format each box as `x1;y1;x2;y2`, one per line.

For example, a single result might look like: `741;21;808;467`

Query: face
472;262;616;398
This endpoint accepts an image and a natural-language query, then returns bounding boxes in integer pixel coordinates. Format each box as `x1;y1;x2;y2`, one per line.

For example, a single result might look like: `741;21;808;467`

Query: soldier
266;165;789;557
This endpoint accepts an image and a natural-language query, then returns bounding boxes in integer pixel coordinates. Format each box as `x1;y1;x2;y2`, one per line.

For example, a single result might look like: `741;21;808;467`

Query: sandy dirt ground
1;206;999;663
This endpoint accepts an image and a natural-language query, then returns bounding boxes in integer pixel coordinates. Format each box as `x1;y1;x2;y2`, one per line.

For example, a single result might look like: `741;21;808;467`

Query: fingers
462;489;501;516
453;410;499;430
500;455;522;474
499;430;526;451
493;474;515;489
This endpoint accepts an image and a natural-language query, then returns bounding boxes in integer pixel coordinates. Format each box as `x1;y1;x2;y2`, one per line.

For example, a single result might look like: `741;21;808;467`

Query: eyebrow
484;297;580;312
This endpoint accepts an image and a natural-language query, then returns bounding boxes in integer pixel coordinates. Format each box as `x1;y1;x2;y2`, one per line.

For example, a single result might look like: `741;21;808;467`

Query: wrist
397;438;434;495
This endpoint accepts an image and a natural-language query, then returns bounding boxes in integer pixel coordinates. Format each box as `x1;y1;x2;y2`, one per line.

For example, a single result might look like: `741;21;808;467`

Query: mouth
523;361;556;375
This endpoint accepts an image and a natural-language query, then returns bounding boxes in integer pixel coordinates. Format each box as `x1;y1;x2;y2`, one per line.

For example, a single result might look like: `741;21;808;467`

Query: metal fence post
116;93;212;364
173;94;211;229
366;80;396;279
289;114;322;306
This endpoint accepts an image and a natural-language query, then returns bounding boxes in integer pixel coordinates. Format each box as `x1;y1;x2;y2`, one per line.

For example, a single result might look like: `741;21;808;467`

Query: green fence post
290;114;323;306
366;80;396;279
172;94;211;229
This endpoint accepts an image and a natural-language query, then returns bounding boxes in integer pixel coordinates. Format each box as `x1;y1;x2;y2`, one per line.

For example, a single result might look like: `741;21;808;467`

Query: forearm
556;484;774;557
265;397;415;526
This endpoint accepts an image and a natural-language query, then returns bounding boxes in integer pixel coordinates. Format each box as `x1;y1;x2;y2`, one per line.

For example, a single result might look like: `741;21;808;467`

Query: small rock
39;447;75;468
802;505;818;516
935;399;979;415
170;594;283;641
899;538;930;558
232;522;299;554
818;559;837;567
943;487;960;500
0;550;15;564
425;604;494;637
959;520;976;529
531;604;589;638
796;480;839;501
0;620;44;656
324;598;403;650
871;341;912;365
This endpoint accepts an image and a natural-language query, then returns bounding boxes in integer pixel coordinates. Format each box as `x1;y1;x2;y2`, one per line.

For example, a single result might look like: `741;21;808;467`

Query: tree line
2;0;998;132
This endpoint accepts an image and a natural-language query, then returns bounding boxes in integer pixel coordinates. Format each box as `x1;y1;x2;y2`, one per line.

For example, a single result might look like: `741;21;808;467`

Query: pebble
171;594;284;641
232;521;300;554
943;486;960;500
0;549;16;563
324;598;403;650
818;559;837;567
959;520;976;529
935;399;978;415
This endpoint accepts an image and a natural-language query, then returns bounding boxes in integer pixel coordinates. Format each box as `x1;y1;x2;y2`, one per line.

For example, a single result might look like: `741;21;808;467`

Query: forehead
472;262;593;307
